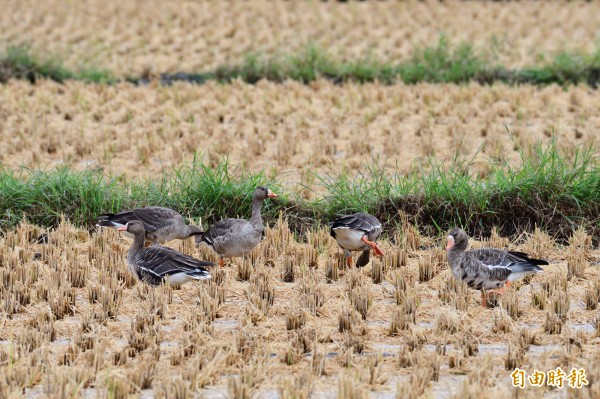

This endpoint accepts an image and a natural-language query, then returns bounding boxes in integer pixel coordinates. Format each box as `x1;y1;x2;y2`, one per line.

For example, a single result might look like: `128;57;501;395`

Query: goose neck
447;247;465;265
131;231;146;252
249;198;263;226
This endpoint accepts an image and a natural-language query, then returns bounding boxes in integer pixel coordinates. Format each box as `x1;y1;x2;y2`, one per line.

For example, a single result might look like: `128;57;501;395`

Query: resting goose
446;227;547;307
96;206;202;245
329;212;384;267
196;186;278;267
117;220;214;286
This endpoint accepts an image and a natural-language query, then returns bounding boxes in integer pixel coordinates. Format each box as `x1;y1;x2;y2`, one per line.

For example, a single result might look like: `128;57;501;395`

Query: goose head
446;227;468;251
117;220;145;235
253;186;278;201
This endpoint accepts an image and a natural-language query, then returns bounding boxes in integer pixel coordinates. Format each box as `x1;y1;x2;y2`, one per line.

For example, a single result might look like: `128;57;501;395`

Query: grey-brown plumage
446;227;547;306
329;212;384;267
196;186;278;267
118;220;214;286
96;206;203;245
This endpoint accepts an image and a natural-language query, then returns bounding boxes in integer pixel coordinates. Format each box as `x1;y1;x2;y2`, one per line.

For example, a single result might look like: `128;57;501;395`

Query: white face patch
446;235;455;250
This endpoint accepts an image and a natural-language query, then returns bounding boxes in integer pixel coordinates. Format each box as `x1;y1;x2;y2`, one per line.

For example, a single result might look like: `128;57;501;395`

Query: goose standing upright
196;186;278;267
445;227;548;307
329;212;384;267
96;206;203;245
117;220;215;286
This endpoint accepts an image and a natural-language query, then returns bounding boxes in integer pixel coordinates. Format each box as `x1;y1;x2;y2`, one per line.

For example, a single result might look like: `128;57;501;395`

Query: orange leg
219;258;224;267
481;291;488;308
346;255;353;267
361;236;384;256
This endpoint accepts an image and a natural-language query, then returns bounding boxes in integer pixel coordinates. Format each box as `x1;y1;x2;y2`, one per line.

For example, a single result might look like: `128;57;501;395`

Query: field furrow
1;1;598;75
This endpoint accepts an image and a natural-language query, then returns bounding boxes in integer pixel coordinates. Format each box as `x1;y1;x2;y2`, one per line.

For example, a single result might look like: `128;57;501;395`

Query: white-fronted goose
446;227;547;307
96;206;202;245
117;220;214;286
196;186;278;267
329;212;384;267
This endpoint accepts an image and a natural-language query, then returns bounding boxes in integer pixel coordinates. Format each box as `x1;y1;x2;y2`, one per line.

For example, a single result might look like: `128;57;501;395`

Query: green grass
397;37;487;84
314;142;600;241
211;39;485;84
1;143;599;243
211;38;600;87
212;45;398;84
0;159;282;231
0;44;113;84
2;40;600;87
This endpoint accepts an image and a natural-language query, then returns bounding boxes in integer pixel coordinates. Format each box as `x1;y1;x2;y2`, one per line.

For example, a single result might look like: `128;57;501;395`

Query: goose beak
117;226;127;232
446;235;454;250
267;190;278;198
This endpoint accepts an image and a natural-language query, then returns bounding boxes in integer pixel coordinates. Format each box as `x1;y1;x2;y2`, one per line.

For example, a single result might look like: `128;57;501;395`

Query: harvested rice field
1;0;599;74
1;219;599;398
1;1;600;398
0;80;598;186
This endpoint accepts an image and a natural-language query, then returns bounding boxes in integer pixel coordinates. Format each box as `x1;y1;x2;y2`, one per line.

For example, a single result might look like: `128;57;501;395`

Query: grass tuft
0;44;113;84
210;40;600;87
398;36;487;84
212;40;480;85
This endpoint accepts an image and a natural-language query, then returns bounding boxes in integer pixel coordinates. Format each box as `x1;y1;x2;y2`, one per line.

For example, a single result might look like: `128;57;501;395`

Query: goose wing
136;246;215;280
471;248;548;269
467;248;545;285
197;218;246;246
97;207;181;232
329;213;382;239
504;251;549;266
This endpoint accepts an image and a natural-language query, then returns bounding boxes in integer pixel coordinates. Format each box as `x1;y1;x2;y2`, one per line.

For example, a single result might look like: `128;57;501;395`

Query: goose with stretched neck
446;227;548;307
329;212;384;267
97;206;203;246
196;186;278;267
117;220;214;286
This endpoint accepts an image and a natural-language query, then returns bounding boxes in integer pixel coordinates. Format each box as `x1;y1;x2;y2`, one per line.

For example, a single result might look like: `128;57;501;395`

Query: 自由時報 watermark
511;367;588;389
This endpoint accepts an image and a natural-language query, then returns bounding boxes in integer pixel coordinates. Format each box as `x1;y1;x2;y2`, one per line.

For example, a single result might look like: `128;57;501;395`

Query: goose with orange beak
446;227;547;307
196;186;278;267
